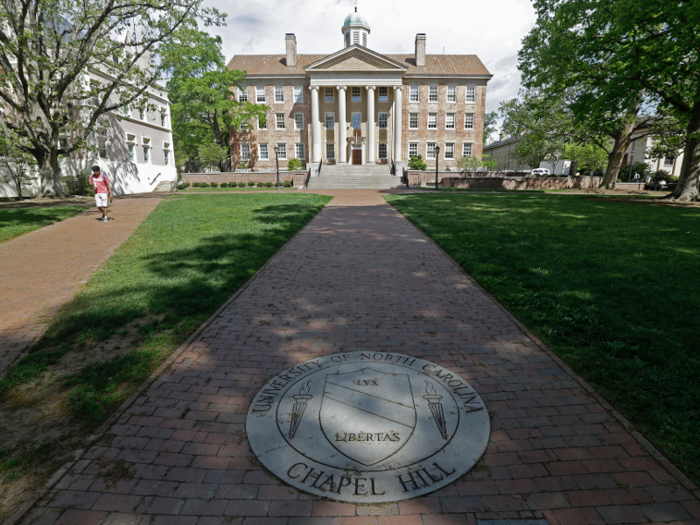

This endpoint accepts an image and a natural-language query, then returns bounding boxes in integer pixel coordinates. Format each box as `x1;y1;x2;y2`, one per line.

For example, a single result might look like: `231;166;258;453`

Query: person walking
89;165;113;222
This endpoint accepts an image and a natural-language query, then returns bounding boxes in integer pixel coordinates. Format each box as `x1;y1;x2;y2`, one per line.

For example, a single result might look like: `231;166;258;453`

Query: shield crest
319;368;416;466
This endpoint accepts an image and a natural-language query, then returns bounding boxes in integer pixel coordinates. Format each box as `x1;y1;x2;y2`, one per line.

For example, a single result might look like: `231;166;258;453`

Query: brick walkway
20;190;699;525
0;197;163;378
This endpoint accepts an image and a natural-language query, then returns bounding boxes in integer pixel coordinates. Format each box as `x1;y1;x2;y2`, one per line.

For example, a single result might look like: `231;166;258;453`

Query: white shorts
95;193;109;207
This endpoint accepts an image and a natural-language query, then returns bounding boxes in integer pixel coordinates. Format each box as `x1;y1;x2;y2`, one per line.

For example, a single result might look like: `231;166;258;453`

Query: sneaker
103;217;109;222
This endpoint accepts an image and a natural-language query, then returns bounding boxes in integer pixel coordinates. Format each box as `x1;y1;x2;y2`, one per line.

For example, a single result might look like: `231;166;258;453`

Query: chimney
415;33;426;67
285;34;297;67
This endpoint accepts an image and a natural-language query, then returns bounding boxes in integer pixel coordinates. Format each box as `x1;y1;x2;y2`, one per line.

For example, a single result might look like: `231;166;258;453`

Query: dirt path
15;190;700;525
0;197;164;378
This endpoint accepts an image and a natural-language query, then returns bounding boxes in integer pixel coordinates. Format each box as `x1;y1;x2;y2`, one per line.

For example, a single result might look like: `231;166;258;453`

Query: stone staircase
307;164;405;190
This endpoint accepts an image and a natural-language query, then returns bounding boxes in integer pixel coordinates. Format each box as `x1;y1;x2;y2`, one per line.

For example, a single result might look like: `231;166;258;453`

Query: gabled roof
305;45;407;72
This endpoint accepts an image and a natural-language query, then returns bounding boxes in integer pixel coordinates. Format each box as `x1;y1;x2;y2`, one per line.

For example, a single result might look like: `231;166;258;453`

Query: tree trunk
600;132;630;189
672;100;700;202
37;150;65;197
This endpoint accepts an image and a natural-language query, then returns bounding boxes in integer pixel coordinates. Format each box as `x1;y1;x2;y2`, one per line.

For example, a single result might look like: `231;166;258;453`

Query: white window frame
325;87;334;103
240;143;251;161
464;113;475;130
98;137;108;159
294;86;304;103
352;87;361;102
409;113;419;130
295;143;305;160
238;87;248;103
127;143;135;162
379;87;388;102
426;142;437;160
378;143;388;159
258;115;267;130
429;85;438;103
294;113;304;130
259;143;269;160
465;86;476;103
164;149;170;166
142;137;151;164
447;86;457;103
463;142;473;157
446;113;456;130
274;86;284;103
428;113;438;130
408;142;419;158
276;142;287;160
276;113;286;130
326;142;335;159
351;112;362;130
444;142;455;160
256;86;266;103
378;113;388;129
409;86;419;103
325;112;335;130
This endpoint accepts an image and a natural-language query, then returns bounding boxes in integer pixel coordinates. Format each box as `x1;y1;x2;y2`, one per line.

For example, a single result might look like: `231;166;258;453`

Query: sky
204;0;537;118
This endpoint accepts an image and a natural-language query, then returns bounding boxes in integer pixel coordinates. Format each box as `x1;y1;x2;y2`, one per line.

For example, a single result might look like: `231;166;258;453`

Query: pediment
306;46;407;72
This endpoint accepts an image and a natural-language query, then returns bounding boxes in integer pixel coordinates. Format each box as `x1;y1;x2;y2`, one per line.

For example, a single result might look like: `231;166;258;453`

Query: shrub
191;182;200;188
238;161;248;169
210;182;219;188
256;181;265;188
66;173;95;196
247;181;255;187
408;155;427;171
238;182;247;188
651;170;678;184
199;182;210;188
265;182;273;188
282;180;293;188
287;158;303;171
176;183;189;191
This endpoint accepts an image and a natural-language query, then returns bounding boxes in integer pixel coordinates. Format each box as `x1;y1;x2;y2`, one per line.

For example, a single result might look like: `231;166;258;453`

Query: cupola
342;7;370;48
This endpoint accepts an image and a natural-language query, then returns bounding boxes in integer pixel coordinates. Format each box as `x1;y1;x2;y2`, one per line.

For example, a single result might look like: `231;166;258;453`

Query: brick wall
181;171;309;188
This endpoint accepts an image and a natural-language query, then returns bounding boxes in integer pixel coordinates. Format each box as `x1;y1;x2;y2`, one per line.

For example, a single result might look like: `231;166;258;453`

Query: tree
519;0;700;200
0;134;35;197
197;143;228;172
0;0;224;197
159;27;267;171
483;111;498;145
563;143;607;175
456;155;483;171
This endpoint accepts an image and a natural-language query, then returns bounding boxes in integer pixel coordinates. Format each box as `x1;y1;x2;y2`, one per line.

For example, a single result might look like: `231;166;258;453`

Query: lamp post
435;145;440;190
275;146;281;191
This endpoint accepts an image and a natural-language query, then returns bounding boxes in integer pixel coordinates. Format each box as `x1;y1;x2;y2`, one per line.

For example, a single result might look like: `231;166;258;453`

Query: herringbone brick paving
20;190;700;525
0;198;163;378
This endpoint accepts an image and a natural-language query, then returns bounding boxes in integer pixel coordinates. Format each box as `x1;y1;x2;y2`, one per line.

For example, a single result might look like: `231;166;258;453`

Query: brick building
227;9;492;171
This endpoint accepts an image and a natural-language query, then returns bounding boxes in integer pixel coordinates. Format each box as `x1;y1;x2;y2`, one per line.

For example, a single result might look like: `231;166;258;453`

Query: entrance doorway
352;148;362;165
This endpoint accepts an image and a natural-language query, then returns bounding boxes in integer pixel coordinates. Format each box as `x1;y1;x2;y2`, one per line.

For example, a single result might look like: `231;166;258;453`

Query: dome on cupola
342;6;371;47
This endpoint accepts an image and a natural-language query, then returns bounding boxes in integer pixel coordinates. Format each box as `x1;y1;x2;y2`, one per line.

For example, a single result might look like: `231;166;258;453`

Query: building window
276;143;287;160
259;143;269;160
463;142;473;157
665;157;675;165
123;106;129;117
294;86;303;103
161;113;166;127
362;32;367;47
446;113;455;130
259;116;267;130
139;109;145;120
465;86;475;103
409;86;419;103
276;113;286;129
128;144;135;162
351;112;361;130
379;87;388;102
143;146;150;163
239;88;248;103
447;86;456;103
240;120;249;131
345;32;351;47
325;87;334;103
378;143;387;159
294;113;304;130
275;86;284;103
428;113;437;129
464;113;474;129
295;143;306;160
409;113;419;129
325;113;335;129
352;87;361;102
378;113;388;129
353;31;360;45
429;86;438;103
426;142;437;160
98;137;108;159
445;143;455;159
256;86;266;103
409;142;418;158
164;150;169;165
240;143;251;160
326;143;335;159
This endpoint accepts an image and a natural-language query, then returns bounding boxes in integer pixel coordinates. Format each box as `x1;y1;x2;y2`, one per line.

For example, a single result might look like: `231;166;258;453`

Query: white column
310;86;321;163
366;86;376;164
393;86;403;162
337;86;347;164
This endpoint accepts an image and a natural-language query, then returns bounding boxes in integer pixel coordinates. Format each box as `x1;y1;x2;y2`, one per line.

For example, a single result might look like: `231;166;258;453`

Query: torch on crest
289;381;312;439
424;381;447;439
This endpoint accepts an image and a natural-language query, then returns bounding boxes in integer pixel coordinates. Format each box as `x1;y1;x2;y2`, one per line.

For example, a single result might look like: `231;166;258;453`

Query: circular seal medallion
246;352;490;503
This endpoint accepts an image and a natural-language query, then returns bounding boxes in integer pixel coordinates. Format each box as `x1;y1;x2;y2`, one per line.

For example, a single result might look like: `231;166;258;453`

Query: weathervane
355;0;357;12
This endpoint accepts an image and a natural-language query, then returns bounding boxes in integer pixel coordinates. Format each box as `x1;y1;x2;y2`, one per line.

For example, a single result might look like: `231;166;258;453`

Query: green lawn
0;193;331;425
386;193;700;484
0;206;89;243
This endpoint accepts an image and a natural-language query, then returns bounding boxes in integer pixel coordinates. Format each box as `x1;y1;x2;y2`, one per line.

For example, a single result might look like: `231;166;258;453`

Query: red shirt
90;174;110;194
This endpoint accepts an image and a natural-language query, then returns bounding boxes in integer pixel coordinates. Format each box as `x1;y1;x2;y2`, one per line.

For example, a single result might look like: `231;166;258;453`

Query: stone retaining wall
406;171;605;190
181;171;309;188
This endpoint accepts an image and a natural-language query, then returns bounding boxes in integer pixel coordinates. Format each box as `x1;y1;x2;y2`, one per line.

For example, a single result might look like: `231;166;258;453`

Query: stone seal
247;352;490;503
